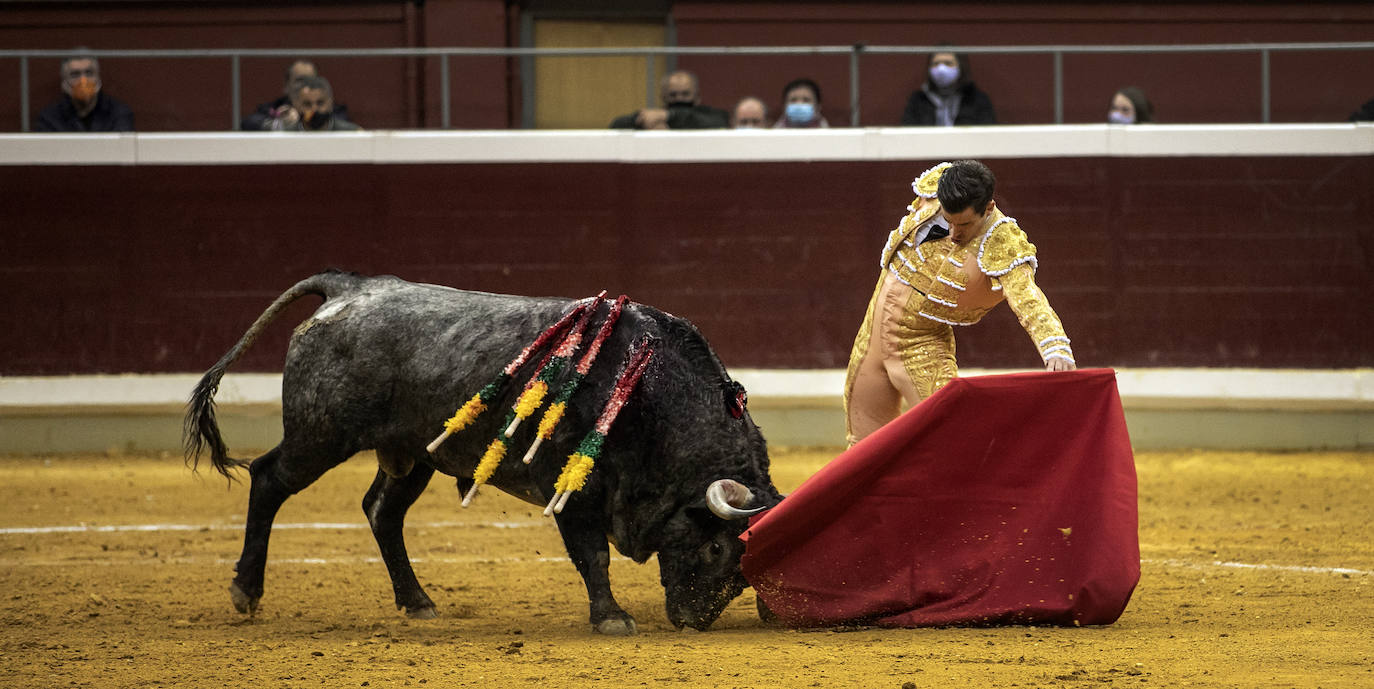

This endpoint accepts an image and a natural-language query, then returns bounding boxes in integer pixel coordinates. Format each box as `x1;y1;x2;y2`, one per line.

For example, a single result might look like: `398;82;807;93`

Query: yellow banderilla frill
444;393;487;433
545;452;596;516
462;438;507;507
522;400;567;464
505;380;551;437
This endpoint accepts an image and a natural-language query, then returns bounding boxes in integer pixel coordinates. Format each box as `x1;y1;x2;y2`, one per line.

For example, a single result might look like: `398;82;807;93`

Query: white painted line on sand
2;521;1369;577
0;520;547;535
1142;558;1370;577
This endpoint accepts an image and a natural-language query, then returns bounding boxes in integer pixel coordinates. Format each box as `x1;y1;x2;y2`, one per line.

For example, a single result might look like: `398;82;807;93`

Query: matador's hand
1045;358;1076;372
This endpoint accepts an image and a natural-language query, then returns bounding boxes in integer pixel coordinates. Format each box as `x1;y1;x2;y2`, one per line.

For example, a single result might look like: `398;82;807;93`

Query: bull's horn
705;479;766;520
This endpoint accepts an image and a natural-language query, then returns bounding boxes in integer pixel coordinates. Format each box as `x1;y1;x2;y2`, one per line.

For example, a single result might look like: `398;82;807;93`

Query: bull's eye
709;541;723;558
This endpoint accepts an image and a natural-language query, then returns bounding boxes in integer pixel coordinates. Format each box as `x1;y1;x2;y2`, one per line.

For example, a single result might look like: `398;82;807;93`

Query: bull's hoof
594;617;638;636
756;596;781;624
405;605;438;620
229;582;259;615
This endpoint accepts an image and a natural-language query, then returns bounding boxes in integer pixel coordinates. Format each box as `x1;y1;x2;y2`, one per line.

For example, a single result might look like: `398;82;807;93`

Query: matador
844;160;1077;445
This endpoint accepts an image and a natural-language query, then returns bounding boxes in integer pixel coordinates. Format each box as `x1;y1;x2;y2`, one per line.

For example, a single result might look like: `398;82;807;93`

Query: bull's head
656;479;770;630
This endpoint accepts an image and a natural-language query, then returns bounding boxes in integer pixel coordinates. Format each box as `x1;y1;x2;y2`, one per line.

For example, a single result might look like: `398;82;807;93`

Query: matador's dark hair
936;159;996;214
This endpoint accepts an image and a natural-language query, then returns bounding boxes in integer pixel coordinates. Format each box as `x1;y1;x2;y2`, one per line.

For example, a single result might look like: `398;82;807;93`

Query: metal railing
5;42;1373;131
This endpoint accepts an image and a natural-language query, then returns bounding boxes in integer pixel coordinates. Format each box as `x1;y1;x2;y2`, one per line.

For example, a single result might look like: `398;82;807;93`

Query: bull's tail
183;270;363;480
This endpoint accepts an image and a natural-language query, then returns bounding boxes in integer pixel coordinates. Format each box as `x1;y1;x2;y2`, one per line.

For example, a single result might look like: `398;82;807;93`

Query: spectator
1108;86;1154;124
267;76;360;131
241;60;338;131
900;50;996;126
35;53;134;132
731;97;768;128
773;78;829;129
610;70;728;130
1349;97;1374;122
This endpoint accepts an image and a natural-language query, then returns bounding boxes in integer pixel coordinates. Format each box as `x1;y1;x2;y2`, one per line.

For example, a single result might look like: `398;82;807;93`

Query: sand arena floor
1;448;1370;688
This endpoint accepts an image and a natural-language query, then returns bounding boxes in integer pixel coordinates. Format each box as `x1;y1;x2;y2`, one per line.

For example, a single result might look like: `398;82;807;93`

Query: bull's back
280;277;573;455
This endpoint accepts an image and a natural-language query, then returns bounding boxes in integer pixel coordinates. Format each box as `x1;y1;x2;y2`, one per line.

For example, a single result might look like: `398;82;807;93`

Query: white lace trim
948;256;963;268
1038;335;1072;348
897;253;919;274
916;310;971;327
1041;345;1074;357
928;294;958;308
915;244;926;262
936;275;965;291
911;162;954;198
1044;352;1076;364
976;216;1038;277
886;265;915;288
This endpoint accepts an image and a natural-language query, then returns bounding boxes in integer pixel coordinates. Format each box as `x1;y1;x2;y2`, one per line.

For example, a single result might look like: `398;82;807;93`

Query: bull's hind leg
229;444;343;615
555;513;637;635
362;457;437;619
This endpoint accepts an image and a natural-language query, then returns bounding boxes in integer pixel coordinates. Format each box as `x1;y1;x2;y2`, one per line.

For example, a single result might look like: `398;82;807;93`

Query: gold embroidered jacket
873;164;1075;365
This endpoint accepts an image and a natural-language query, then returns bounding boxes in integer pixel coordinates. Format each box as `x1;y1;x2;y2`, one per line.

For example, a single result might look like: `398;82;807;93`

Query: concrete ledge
1;369;1370;453
2;124;1372;166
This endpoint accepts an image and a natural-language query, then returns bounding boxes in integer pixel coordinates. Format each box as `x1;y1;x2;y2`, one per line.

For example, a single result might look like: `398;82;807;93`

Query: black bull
184;271;782;634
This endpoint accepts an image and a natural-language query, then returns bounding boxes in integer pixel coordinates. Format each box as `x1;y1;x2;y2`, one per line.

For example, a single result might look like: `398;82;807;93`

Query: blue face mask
785;102;816;124
1107;110;1135;125
929;63;960;88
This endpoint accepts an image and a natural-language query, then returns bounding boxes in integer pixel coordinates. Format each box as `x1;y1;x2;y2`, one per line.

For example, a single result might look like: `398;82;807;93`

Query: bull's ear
723;380;748;419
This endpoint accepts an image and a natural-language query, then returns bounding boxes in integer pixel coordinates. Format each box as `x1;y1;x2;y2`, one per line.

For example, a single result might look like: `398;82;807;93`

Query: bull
184;271;782;634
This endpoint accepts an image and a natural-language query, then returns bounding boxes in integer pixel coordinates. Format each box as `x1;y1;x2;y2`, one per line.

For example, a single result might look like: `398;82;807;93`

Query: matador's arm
995;263;1076;369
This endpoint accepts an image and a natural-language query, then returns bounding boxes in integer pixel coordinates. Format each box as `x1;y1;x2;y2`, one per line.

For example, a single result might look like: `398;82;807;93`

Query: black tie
921;224;949;244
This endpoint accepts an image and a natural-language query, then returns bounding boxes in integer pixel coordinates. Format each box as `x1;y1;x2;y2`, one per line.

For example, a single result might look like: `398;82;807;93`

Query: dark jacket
901;82;997;126
35;92;135;132
241;96;354;131
1350;98;1374;122
609;104;729;130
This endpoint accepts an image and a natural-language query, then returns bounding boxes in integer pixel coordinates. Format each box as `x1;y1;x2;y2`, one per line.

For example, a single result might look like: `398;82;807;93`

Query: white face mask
1107;110;1135;125
929;63;960;88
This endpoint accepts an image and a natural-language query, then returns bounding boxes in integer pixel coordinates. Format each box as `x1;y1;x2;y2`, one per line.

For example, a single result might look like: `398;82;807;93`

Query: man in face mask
609;70;729;130
268;76;361;131
900;49;997;127
35;54;135;132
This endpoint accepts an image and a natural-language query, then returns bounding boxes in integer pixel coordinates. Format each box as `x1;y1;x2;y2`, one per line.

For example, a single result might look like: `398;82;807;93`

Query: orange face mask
69;77;99;104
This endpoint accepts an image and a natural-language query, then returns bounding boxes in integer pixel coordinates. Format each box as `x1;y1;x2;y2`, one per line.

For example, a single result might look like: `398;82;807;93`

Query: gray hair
60;51;99;78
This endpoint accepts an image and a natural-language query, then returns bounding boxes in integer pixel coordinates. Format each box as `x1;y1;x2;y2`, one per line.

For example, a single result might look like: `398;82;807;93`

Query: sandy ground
1;448;1370;688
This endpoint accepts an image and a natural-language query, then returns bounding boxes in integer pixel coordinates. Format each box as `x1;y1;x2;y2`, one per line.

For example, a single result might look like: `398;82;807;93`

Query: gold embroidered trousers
844;273;958;445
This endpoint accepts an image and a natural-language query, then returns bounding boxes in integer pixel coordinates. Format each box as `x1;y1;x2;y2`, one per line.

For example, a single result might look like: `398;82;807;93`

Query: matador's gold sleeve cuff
995;264;1075;365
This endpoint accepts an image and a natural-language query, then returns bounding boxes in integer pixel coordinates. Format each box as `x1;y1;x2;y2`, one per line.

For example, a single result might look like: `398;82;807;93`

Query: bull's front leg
554;512;636;635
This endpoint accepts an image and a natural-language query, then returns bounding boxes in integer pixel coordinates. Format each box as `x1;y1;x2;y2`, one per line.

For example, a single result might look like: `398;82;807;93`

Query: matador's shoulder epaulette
976;217;1039;277
911;162;953;200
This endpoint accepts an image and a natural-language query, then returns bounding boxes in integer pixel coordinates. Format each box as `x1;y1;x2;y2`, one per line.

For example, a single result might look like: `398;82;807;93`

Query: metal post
230;54;241;130
849;44;861;127
519;14;535;129
645;52;655;108
20;55;30;132
441;54;451;129
1260;49;1271;123
1053;51;1063;124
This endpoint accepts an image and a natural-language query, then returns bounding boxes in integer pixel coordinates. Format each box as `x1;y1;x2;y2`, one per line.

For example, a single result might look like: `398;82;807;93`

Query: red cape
741;368;1139;627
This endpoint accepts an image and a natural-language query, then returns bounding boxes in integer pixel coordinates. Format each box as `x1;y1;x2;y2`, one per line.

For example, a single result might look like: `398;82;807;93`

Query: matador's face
941;200;995;244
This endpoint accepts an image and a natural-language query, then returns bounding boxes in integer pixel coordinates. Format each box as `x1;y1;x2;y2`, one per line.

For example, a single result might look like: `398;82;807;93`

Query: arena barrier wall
1;125;1371;450
0;369;1370;453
